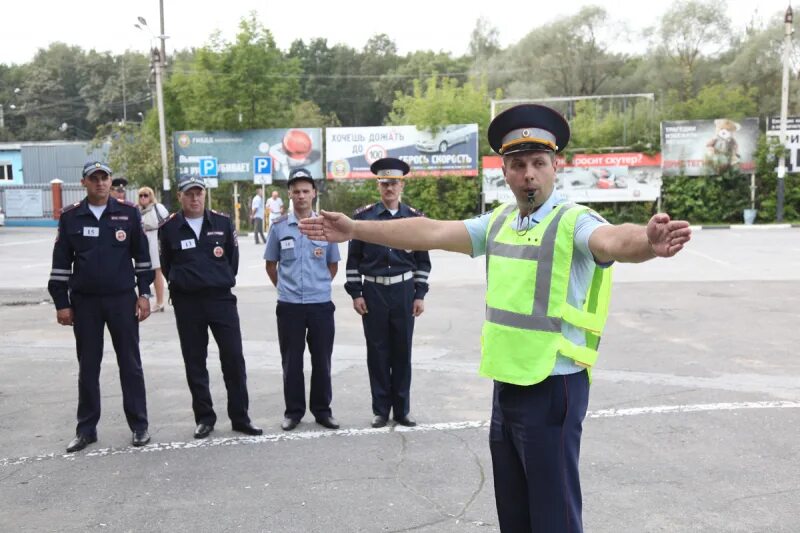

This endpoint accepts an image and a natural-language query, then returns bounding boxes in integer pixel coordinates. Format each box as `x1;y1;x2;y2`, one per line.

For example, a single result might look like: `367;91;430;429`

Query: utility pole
153;47;171;209
159;0;168;69
135;13;170;207
121;56;127;124
777;5;793;222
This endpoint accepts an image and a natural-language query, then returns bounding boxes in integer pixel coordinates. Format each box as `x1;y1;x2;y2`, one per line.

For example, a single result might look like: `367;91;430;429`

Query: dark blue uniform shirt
48;197;154;310
345;202;432;300
158;209;239;293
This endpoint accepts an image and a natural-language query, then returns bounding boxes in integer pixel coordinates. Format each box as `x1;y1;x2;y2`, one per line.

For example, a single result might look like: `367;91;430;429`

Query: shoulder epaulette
352;203;375;217
272;214;289;225
158;212;177;229
407;205;425;217
61;202;81;215
211;209;230;218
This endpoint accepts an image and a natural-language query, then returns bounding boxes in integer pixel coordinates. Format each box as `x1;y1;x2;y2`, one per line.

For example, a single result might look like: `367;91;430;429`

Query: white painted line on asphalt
2;401;799;468
0;238;52;247
683;248;735;268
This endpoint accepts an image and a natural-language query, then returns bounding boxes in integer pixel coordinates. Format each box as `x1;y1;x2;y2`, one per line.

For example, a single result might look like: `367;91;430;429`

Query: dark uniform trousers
171;289;250;426
71;290;148;436
276;301;335;421
362;278;415;419
490;370;589;533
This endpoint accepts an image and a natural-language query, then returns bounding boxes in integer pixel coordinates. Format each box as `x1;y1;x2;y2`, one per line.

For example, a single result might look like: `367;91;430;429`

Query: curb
690;224;795;231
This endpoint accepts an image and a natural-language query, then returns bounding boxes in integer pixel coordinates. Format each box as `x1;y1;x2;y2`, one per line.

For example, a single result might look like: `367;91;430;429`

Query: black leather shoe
371;415;388;428
281;418;300;431
232;422;263;436
394;414;417;427
66;434;97;453
315;416;340;429
193;423;214;439
131;430;150;447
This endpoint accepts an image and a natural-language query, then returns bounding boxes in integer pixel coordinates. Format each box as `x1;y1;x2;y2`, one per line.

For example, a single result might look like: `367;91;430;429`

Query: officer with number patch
49;160;154;453
159;175;262;439
264;168;341;432
344;157;431;428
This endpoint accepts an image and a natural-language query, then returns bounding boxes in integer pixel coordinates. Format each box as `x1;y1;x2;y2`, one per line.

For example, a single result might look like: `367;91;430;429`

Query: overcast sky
1;0;793;65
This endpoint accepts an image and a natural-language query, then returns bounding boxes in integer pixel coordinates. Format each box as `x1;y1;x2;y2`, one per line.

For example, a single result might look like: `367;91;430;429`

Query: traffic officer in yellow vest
298;104;692;532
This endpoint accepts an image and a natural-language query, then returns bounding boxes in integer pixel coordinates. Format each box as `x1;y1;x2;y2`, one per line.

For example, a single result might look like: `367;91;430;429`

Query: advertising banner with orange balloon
173;128;323;182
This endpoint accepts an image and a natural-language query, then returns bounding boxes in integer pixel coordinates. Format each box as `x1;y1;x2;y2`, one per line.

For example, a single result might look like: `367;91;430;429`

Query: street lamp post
777;5;794;222
136;16;171;209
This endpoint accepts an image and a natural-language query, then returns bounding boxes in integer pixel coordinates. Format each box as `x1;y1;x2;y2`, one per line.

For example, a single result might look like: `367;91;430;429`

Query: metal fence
0;183;136;219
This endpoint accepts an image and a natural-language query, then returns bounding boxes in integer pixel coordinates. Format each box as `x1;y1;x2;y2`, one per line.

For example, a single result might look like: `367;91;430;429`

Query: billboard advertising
766;115;800;174
326;124;479;178
483;153;662;204
173;128;323;182
661;118;759;176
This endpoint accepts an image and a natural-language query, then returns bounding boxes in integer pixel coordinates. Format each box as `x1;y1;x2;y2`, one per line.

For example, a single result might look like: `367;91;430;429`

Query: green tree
167;14;301;131
488;6;626;99
658;0;732;97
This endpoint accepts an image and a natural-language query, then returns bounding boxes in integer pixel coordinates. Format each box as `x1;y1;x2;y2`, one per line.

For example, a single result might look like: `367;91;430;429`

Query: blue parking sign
254;156;272;176
198;157;218;177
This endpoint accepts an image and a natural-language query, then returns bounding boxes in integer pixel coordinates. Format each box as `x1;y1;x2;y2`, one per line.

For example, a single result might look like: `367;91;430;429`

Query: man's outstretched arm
589;213;692;264
299;210;473;255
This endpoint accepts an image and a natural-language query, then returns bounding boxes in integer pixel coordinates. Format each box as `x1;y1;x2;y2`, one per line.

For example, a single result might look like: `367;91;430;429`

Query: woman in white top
137;186;169;311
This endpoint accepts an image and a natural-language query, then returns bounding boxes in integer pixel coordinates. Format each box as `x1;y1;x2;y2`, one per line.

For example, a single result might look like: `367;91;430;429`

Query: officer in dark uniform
48;161;154;453
110;176;128;201
344;157;431;428
159;175;262;439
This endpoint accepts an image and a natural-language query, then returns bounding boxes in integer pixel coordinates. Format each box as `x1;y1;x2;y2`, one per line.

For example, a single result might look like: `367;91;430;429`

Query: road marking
0;238;52;247
2;401;799;468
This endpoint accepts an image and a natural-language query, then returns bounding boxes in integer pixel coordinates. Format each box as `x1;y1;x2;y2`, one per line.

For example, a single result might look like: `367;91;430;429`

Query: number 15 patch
83;227;99;237
181;239;197;250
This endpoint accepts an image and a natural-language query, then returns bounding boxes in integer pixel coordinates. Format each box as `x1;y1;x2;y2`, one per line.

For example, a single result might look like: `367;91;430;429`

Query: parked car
415;125;472;153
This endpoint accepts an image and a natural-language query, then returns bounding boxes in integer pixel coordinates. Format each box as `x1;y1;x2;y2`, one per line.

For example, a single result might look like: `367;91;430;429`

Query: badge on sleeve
83;227;99;237
313;247;324;258
213;246;224;258
115;229;127;242
181;239;197;250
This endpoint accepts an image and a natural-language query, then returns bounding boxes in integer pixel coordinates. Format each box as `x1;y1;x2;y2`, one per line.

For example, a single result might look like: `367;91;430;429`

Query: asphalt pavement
0;224;798;532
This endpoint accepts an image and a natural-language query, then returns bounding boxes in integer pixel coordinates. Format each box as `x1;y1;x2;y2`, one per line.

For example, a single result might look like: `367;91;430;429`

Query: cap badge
522;129;530;137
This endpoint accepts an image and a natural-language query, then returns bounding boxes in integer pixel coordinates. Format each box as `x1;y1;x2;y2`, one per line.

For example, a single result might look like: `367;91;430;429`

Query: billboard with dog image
661;118;759;176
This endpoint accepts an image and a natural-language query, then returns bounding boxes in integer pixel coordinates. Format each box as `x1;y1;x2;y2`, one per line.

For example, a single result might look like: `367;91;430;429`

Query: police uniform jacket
159;209;239;293
48;197;154;310
344;202;431;300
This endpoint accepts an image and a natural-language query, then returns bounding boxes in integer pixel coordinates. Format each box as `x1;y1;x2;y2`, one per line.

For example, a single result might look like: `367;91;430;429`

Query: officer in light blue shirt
264;168;341;432
463;189;612;376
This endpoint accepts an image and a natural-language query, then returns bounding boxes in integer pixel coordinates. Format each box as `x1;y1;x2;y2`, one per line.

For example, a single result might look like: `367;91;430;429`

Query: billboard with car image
482;153;662;204
326;124;479;178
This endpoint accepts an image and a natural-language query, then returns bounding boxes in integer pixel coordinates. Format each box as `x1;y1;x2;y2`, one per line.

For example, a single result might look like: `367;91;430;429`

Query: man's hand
646;214;692;258
56;308;74;326
412;299;425;317
298;210;354;243
136;296;151;322
353;297;368;315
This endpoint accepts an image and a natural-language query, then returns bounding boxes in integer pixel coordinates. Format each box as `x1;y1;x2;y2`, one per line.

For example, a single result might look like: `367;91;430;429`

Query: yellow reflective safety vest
479;202;613;386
